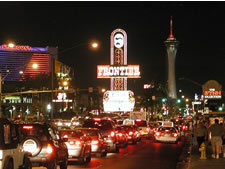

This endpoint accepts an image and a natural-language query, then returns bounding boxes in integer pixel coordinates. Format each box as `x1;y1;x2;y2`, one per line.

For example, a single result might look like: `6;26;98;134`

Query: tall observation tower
164;17;179;99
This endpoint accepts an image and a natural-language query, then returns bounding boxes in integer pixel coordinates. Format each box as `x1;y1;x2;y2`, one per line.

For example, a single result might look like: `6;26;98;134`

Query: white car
154;126;179;143
0;118;31;169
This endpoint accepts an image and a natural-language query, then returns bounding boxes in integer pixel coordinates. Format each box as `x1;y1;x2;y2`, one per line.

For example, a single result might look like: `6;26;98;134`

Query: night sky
0;1;225;97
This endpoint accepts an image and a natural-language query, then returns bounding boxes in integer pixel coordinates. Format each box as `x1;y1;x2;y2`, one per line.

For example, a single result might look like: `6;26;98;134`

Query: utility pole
51;57;54;119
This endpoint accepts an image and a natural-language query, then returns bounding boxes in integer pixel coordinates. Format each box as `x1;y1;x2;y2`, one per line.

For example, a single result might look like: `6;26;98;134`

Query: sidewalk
189;143;225;169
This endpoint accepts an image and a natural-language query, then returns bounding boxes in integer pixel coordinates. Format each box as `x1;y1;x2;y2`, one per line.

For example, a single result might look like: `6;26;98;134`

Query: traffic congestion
0;112;190;169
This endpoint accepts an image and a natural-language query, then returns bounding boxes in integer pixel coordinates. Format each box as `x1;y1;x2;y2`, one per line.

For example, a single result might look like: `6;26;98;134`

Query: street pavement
177;132;225;169
189;143;225;169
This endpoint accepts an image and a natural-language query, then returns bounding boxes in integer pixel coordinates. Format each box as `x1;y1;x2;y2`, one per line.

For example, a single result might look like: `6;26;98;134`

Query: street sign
192;101;201;105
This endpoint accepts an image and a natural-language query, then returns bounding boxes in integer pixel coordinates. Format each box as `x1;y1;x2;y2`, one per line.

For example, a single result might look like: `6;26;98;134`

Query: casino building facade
0;44;57;81
0;44;75;119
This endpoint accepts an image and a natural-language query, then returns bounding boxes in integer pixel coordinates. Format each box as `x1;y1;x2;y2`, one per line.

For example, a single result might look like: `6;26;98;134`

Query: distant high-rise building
164;17;179;99
0;44;58;81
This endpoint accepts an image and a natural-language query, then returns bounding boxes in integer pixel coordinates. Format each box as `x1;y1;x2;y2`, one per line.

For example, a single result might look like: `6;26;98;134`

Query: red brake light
118;133;123;137
135;119;142;122
63;135;68;138
69;141;74;145
47;144;53;154
129;131;133;135
75;141;81;145
110;131;115;137
91;140;99;145
172;133;178;137
23;126;33;129
94;118;101;121
156;132;160;136
165;129;169;132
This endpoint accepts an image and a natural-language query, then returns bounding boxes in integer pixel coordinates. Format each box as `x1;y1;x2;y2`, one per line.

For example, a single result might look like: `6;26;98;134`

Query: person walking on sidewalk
221;123;225;158
196;122;207;148
209;119;224;159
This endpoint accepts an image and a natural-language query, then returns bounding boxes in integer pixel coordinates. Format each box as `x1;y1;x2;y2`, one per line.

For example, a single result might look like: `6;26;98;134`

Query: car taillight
110;131;115;137
155;132;161;136
75;141;81;145
0;150;3;160
23;126;33;129
135;119;142;122
118;133;123;137
94;118;101;121
63;134;68;138
171;133;178;137
47;144;53;154
129;131;133;135
91;140;99;145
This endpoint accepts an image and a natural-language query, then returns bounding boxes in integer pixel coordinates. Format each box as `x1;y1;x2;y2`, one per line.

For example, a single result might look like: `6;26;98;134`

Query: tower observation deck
164;17;179;99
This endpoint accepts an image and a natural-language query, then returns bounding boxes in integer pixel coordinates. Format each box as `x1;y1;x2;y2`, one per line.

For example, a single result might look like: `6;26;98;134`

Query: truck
129;111;147;121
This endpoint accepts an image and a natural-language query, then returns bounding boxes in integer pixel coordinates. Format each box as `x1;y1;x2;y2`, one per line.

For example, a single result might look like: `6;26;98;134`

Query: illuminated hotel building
0;44;58;81
164;18;179;99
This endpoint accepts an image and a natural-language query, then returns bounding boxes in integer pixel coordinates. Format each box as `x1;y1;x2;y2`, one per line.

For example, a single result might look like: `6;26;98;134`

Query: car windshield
83;120;113;130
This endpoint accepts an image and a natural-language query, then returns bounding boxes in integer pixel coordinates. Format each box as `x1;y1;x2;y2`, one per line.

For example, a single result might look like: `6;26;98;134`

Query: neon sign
97;65;140;78
1;44;31;51
204;90;222;99
52;93;73;102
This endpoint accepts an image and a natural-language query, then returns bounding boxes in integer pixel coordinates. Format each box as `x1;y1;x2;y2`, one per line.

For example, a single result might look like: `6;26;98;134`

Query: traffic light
218;106;223;111
177;99;181;104
161;98;166;103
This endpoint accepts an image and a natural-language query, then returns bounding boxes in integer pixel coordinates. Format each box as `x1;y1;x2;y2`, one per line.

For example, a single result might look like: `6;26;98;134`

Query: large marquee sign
97;65;140;78
97;29;140;112
103;90;135;112
202;80;222;99
97;29;141;90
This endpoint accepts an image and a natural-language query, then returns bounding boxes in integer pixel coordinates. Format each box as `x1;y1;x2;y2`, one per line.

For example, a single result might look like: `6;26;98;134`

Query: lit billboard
103;90;135;112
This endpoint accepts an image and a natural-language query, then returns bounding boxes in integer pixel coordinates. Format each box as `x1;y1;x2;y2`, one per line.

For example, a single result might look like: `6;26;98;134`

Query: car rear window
158;127;176;132
135;120;147;127
20;124;46;137
80;129;98;137
83;120;113;130
60;130;83;138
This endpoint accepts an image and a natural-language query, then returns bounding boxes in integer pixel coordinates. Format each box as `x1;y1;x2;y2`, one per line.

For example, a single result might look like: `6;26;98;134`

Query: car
74;128;107;157
134;119;151;139
154;126;179;144
82;118;119;153
115;126;128;148
59;128;92;164
0;118;32;169
14;121;68;169
121;125;138;144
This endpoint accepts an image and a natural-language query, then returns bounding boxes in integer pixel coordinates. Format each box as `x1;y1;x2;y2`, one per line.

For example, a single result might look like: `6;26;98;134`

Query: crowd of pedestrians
192;119;225;159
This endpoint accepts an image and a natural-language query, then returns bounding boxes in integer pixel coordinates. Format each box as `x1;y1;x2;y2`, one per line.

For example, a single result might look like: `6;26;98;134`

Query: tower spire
168;16;175;40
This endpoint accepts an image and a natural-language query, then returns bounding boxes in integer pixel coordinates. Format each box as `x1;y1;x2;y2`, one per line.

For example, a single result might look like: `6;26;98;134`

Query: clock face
114;33;124;48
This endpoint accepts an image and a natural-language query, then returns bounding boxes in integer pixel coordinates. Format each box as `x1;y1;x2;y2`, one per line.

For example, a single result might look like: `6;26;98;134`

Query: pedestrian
196;122;207;148
192;124;197;146
209;119;224;159
221;123;225;158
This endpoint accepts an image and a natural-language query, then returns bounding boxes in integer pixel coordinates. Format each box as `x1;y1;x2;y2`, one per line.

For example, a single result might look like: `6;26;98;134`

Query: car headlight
0;150;3;160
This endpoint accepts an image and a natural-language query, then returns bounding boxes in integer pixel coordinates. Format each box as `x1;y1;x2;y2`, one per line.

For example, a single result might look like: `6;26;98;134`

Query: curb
176;132;192;169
